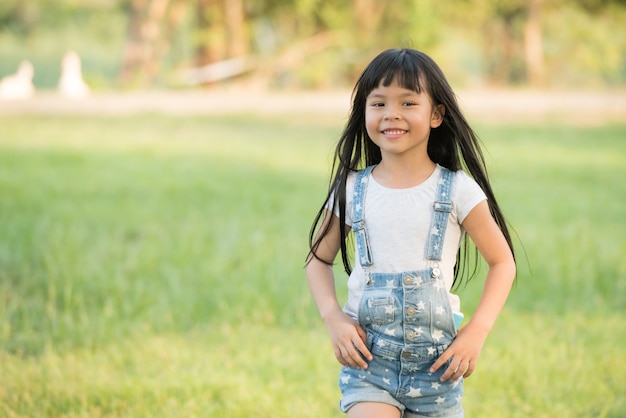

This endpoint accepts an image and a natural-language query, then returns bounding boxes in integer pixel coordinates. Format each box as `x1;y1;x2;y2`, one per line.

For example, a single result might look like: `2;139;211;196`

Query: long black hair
307;48;515;287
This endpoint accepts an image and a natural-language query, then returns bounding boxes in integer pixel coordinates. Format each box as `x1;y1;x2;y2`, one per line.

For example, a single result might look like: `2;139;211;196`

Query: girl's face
365;77;443;162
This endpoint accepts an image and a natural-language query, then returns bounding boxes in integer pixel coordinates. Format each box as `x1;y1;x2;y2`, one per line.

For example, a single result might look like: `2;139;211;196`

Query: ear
431;104;445;128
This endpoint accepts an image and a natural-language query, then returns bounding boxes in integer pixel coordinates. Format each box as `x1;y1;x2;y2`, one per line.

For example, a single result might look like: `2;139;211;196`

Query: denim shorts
339;331;464;417
341;165;464;417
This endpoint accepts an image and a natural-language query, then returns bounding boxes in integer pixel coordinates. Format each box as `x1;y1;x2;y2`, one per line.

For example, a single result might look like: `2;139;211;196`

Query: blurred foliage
0;0;624;89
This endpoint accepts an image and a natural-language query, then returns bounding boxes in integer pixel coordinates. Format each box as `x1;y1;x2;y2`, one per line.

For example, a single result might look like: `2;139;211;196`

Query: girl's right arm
306;210;373;369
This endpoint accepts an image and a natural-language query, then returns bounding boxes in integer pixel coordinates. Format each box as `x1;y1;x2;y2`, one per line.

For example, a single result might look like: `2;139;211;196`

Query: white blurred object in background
58;51;90;99
0;60;35;100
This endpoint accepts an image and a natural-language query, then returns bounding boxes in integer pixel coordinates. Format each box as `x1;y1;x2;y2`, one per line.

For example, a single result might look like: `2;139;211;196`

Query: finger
353;338;373;362
439;358;465;382
439;363;455;381
430;352;451;373
446;360;471;382
463;361;476;379
340;350;357;368
356;326;368;343
334;347;349;367
451;363;468;381
338;345;361;369
344;343;369;369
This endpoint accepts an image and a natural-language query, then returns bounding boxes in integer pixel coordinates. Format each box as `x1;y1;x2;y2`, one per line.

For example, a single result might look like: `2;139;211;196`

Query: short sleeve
325;171;357;226
452;170;487;224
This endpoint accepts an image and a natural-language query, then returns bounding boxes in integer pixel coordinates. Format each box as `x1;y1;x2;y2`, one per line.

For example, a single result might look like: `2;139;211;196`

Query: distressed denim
339;166;464;417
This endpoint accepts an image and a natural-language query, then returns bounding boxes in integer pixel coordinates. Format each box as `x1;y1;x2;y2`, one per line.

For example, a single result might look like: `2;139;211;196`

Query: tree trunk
224;0;247;58
352;0;386;39
484;18;516;86
195;0;224;67
120;0;170;86
524;0;544;86
484;6;524;86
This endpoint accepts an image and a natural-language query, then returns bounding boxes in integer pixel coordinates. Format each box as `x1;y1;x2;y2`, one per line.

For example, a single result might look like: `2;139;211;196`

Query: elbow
488;254;516;284
502;256;517;284
305;253;334;280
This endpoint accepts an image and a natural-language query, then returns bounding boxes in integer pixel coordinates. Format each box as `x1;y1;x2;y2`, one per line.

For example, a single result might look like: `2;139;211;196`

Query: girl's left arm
430;200;516;382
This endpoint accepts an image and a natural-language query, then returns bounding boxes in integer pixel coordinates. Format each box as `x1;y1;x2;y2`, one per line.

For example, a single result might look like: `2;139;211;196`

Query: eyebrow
367;92;419;99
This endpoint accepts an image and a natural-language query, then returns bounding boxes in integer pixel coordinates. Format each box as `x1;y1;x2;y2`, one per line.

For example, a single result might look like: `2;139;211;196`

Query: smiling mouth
382;130;407;135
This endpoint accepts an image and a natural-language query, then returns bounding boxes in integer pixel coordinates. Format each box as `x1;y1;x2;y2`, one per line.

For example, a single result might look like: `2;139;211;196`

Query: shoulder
448;168;487;223
435;166;482;193
352;165;374;181
346;166;373;190
450;169;483;193
346;169;358;191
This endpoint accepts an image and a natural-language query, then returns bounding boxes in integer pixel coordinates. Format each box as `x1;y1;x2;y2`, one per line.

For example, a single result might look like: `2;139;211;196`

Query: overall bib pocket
359;293;395;326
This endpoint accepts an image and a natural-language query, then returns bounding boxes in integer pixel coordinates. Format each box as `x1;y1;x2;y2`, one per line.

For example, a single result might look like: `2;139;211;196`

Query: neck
374;154;436;188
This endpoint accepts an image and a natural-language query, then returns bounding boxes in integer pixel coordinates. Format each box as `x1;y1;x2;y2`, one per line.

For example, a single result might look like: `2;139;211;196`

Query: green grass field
0;114;624;417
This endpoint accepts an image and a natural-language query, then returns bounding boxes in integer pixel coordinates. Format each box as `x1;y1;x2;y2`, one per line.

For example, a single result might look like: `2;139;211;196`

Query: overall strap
352;165;375;268
426;167;455;262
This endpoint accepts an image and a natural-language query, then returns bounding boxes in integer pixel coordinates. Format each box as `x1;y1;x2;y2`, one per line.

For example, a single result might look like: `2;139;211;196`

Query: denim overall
339;166;464;417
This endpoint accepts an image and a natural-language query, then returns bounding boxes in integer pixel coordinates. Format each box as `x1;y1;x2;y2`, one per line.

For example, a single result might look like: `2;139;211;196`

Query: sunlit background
1;0;625;91
1;1;625;417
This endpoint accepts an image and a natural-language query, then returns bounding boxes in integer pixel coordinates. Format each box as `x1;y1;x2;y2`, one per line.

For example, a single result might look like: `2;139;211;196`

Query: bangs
359;49;425;96
381;55;424;92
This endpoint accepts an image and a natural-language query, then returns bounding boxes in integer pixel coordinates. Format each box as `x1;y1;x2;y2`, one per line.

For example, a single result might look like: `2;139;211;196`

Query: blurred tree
450;0;546;86
575;0;626;12
1;0;624;88
119;0;171;86
353;0;384;31
195;0;222;66
0;1;38;35
541;0;626;86
524;0;544;86
225;0;247;57
195;0;247;67
481;0;527;85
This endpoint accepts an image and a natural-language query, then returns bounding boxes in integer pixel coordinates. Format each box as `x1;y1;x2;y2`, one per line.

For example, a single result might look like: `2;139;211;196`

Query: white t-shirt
330;164;487;319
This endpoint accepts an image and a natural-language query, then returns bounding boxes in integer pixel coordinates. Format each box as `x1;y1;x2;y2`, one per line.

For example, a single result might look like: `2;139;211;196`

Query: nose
383;106;401;120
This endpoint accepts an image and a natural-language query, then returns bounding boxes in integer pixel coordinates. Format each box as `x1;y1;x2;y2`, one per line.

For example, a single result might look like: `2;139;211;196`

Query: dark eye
403;101;416;107
370;102;384;107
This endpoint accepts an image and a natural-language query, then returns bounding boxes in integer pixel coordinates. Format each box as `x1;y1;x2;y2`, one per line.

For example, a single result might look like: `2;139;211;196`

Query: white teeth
384;130;406;135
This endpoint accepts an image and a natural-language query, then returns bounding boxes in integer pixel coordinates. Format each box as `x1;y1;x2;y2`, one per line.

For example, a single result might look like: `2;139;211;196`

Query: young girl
306;48;516;418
